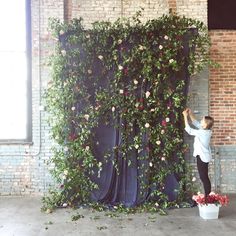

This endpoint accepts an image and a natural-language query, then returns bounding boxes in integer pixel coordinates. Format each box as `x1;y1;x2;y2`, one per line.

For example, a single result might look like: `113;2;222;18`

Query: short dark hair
204;116;214;129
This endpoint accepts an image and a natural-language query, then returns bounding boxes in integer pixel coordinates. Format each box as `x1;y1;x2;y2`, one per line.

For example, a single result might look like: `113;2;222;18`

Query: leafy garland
43;12;214;213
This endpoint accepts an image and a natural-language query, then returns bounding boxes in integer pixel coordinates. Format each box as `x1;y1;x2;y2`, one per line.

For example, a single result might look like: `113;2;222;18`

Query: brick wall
208;30;236;193
209;31;236;145
0;0;235;195
176;0;207;25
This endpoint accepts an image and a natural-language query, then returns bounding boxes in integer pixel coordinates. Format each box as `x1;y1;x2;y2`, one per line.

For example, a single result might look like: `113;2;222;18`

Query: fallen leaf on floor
71;213;85;221
97;226;108;230
90;215;101;220
44;221;53;225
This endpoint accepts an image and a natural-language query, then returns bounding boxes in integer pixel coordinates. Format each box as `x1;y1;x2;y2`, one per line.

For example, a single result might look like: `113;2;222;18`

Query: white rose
118;39;122;44
61;50;66;56
133;79;138;85
119;89;124;94
159;45;163;50
150;108;155;112
156;140;161;145
62;203;68;207
118;65;123;70
112;107;115;112
161;157;165;161
145;123;150;128
59;30;64;35
71;106;76;111
166;117;170;122
192;177;196;182
98;55;103;60
149;162;153;167
161;129;165;134
98;162;102;167
85;146;90;151
145;91;151;98
84;114;89;120
164;35;169;40
135;144;139;149
169;59;174;64
139;45;144;50
64;147;69;152
87;69;92;74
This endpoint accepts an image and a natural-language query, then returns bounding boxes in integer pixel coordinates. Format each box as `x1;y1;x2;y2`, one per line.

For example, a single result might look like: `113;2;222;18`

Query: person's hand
188;108;193;115
182;109;188;116
185;108;190;113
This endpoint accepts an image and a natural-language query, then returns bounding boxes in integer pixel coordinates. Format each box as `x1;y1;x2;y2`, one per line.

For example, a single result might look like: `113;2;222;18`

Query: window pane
0;0;29;140
0;1;26;51
208;0;236;29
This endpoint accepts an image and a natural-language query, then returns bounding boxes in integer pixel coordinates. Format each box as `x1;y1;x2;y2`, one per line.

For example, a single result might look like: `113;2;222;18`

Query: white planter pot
198;204;220;220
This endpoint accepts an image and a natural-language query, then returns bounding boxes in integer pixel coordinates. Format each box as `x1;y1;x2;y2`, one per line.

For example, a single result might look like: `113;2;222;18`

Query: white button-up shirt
185;120;212;163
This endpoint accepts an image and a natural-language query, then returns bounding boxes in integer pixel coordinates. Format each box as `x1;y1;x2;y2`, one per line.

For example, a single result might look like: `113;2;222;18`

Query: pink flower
161;120;167;126
192;192;229;206
124;91;129;96
124;68;128;75
68;133;77;141
148;32;153;38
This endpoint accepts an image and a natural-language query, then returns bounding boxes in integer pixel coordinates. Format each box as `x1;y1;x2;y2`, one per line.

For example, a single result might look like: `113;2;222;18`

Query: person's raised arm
182;109;199;136
182;109;189;128
188;109;201;129
188;109;197;122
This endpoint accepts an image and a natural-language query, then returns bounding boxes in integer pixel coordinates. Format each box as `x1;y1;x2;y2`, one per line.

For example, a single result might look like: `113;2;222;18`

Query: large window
0;0;31;142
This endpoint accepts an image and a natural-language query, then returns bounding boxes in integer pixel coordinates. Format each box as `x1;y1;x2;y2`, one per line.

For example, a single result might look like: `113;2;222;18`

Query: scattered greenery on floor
43;10;215;214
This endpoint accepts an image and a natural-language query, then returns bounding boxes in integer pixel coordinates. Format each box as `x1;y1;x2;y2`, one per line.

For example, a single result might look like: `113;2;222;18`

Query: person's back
189;119;213;163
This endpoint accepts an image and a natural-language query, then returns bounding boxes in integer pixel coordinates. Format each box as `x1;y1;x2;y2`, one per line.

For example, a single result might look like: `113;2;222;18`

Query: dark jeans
196;155;211;196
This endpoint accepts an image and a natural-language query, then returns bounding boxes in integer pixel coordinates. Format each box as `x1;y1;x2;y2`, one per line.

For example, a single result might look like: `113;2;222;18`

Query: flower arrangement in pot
193;192;229;206
192;192;229;219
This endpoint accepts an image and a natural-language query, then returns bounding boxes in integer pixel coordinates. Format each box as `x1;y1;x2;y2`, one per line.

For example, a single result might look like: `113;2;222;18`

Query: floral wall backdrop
43;13;214;212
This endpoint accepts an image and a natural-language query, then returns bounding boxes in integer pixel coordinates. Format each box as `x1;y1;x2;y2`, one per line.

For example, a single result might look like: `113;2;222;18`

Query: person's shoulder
200;129;212;135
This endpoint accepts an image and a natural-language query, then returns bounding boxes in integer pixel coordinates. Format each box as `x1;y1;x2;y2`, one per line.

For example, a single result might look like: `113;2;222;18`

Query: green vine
42;12;214;213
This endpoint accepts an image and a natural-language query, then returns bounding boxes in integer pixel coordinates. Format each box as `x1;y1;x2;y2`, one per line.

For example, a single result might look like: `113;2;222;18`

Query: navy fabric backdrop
60;28;196;207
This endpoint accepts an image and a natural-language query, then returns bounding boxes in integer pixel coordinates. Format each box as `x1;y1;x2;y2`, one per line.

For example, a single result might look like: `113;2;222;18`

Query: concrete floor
0;195;235;236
